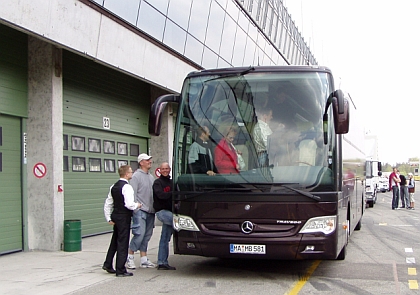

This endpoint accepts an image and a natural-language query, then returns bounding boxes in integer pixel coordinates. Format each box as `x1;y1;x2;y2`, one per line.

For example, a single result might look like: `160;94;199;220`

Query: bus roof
186;65;333;78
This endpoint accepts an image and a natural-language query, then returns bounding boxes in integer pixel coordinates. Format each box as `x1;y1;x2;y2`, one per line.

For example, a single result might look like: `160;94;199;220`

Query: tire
337;244;346;260
355;219;362;230
368;201;374;208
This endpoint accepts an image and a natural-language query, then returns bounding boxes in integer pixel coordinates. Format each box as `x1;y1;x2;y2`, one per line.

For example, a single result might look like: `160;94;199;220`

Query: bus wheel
337;244;346;260
355;219;362;230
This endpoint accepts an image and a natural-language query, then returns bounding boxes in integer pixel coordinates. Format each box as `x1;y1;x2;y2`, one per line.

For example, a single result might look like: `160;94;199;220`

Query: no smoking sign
33;163;47;178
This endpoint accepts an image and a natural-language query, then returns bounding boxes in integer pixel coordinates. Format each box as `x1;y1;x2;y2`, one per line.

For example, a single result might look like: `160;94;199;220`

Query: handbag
237;153;246;170
232;144;246;170
409;187;415;193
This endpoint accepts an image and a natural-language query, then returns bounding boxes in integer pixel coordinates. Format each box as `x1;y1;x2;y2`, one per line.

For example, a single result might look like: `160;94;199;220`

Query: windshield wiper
282;185;321;202
203;66;255;83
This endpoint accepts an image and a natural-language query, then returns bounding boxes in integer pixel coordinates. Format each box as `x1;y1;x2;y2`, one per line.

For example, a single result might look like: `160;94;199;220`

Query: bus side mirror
378;162;382;172
332;90;349;134
149;94;180;136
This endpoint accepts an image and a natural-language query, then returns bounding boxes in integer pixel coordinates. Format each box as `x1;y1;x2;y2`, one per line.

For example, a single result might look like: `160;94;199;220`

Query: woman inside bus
214;126;240;174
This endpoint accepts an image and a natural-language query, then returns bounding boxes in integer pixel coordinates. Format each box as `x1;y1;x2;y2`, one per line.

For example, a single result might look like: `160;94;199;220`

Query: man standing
103;165;141;277
153;162;176;270
253;106;273;167
126;153;156;269
389;167;401;210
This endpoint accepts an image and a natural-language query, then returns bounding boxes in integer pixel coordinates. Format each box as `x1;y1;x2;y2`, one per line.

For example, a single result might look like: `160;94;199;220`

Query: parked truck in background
365;159;382;208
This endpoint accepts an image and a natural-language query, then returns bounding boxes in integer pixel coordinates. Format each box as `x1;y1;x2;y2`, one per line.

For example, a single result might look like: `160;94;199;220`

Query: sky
283;0;420;166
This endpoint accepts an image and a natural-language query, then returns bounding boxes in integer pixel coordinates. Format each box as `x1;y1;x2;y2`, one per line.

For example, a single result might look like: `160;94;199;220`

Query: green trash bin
64;219;82;252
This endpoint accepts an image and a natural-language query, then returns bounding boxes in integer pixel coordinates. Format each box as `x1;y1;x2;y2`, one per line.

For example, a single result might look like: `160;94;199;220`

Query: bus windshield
174;70;335;193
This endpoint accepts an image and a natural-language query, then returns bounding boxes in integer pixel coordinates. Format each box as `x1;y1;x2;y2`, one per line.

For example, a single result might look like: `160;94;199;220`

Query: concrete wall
27;38;64;250
1;0;196;93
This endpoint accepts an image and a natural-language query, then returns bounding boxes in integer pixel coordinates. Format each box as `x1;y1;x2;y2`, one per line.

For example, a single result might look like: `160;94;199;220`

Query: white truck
365;159;382;208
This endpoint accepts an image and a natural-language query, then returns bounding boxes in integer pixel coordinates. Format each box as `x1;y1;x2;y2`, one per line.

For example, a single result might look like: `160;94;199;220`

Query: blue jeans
392;186;400;209
400;186;409;208
129;210;155;252
156;210;173;265
257;151;268;167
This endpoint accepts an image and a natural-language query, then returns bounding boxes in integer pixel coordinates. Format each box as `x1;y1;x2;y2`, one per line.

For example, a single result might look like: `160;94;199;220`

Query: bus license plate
230;244;266;254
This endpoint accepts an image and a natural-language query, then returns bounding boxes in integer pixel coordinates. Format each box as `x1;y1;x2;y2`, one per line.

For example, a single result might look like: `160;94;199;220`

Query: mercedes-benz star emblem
241;221;254;234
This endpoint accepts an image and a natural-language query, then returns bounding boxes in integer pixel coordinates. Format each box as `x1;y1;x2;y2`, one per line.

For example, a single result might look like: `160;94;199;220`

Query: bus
149;66;364;260
410;162;420;181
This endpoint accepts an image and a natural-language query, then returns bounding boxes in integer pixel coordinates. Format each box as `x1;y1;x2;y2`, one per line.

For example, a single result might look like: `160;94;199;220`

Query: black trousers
103;213;132;275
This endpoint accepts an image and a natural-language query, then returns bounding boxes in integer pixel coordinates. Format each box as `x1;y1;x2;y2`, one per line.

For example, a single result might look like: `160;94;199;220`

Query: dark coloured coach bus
149;66;364;260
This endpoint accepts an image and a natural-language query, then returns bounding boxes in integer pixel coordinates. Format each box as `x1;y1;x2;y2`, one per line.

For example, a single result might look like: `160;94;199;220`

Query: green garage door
63;125;148;236
62;51;151;236
0;114;22;254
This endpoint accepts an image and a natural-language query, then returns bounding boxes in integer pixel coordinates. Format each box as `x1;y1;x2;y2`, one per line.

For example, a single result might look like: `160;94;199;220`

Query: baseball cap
138;153;152;162
408;172;413;176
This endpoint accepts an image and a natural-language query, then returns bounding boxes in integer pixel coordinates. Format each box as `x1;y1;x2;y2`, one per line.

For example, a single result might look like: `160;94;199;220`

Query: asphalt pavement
0;224;163;295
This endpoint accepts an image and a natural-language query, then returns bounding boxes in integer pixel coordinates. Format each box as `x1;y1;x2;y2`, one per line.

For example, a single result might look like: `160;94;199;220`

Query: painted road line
285;260;321;295
409;280;419;289
405;248;413;253
408;268;417;275
406;257;416;264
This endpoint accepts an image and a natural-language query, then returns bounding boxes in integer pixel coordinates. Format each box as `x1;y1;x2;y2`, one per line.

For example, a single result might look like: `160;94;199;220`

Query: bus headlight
299;216;336;235
173;214;200;232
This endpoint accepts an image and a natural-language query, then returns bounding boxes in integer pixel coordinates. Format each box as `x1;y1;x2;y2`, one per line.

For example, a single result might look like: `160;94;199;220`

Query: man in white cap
126;153;156;269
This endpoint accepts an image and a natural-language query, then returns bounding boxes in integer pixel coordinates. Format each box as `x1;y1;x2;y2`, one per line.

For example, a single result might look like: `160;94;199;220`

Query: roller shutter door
0;115;22;254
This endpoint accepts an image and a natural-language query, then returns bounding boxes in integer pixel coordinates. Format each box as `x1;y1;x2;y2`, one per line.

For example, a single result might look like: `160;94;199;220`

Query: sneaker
126;257;136;269
140;259;156;268
411;208;415;210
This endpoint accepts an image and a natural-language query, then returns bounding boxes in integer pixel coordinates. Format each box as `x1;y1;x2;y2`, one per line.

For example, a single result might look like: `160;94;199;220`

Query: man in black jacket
153;162;176;270
103;165;141;277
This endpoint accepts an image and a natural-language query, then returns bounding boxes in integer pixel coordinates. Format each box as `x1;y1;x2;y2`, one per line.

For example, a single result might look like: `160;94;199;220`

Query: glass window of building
215;0;228;9
205;1;226;54
202;47;218;69
188;0;211;43
231;27;247;66
243;38;256;66
184;34;204;65
237;9;249;35
163;19;187;55
145;0;169;14
103;0;140;25
217;56;231;68
219;14;237;64
166;0;193;30
225;0;240;21
137;2;166;41
247;23;258;43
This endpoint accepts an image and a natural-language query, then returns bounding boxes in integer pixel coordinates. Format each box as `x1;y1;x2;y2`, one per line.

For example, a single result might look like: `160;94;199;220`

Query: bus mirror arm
149;94;180;136
323;113;328;145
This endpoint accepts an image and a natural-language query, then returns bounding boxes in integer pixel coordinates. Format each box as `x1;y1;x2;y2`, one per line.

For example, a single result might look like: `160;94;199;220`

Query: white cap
408;172;413;176
138;153;152;162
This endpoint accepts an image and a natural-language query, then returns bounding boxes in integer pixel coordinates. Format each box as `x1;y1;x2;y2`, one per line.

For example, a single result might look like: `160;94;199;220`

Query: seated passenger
188;126;217;176
214;126;240;174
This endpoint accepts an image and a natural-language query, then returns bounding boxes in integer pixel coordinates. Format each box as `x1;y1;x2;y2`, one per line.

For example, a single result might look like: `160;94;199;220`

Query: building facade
0;0;316;253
